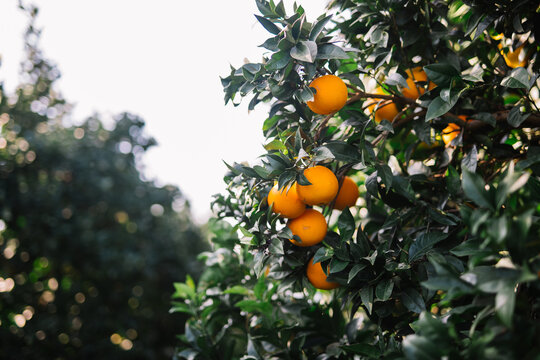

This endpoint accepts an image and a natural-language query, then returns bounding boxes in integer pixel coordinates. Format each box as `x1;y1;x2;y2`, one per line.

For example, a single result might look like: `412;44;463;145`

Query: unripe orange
288;209;327;247
296;166;339;206
333;176;359;210
306;257;339;290
307;75;348;115
267;182;306;219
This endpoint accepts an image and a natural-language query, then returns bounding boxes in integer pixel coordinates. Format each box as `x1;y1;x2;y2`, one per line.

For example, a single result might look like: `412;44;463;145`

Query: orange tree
172;0;540;358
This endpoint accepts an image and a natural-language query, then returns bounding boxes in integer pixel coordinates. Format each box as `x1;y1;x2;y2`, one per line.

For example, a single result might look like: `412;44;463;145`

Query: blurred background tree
0;5;206;359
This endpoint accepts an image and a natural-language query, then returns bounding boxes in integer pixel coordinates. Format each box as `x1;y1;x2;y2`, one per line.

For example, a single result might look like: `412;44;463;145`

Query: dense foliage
173;0;540;358
0;7;205;359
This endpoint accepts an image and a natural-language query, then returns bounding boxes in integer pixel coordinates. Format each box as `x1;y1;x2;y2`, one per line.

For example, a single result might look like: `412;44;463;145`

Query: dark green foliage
175;0;540;358
0;6;205;359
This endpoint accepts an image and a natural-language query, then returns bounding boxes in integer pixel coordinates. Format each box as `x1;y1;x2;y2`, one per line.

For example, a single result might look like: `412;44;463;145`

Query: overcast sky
0;0;328;222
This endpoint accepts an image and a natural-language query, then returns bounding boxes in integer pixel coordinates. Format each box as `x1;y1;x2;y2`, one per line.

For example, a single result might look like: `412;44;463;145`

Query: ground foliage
0;6;206;359
173;0;540;358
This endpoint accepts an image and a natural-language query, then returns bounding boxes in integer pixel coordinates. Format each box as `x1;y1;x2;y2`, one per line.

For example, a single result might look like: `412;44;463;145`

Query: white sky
0;0;328;223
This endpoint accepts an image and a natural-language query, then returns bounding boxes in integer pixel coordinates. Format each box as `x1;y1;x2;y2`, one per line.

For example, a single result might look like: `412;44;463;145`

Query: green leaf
259;36;280;51
471;112;496;126
461;145;477;172
401;288;425;313
365;172;379;198
403;335;441;360
507;105;530;127
173;282;196;300
319;141;361;163
376;279;394;301
309;14;332;41
360;286;374;315
313;247;332;264
256;0;274;17
501;67;531;89
348;263;367;283
462;170;493;210
425;95;459;121
424;63;460;86
446;166;461;196
170;301;195;315
385;72;408;87
223;285;251;295
235;299;273;317
516;153;540;171
355;229;371;257
375;164;393;188
338;208;355;240
265;51;291;71
462;63;484;82
290;40;318;63
254;276;266;300
462;266;520;293
342;343;381;357
254;15;281;35
269;238;284;255
409;232;448;263
329;258;348;273
313;146;335;162
317;44;349;59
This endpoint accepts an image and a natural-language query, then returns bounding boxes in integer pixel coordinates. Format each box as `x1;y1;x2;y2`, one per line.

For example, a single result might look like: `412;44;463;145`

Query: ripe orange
267;182;306;219
402;67;436;99
498;42;529;68
288;209;327;247
442;115;468;146
307;75;348;115
333;176;359;210
442;123;460;146
306;257;339;290
296;166;339;206
366;87;400;123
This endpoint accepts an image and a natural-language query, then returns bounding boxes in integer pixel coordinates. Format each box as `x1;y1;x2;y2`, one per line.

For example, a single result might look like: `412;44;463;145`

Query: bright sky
0;0;328;223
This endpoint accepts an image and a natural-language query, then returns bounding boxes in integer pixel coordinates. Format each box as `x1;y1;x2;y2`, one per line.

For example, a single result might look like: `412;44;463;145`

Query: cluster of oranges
365;67;436;124
272;70;463;289
267;165;359;290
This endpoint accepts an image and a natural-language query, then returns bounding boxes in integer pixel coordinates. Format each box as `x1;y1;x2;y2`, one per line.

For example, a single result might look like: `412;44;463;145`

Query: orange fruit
267;182;306;219
307;75;348;115
296;166;339;206
288;209;327;247
402;67;436;99
333;176;359;210
366;87;400;123
442;115;468;146
306;257;339;290
491;32;504;41
498;42;529;68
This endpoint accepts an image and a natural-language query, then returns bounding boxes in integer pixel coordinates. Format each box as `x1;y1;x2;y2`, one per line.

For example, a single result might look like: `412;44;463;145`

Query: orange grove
288;209;327;247
267;182;306;219
307;75;348;115
333;176;359;210
296;166;339;206
366;87;400;123
306;257;340;290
